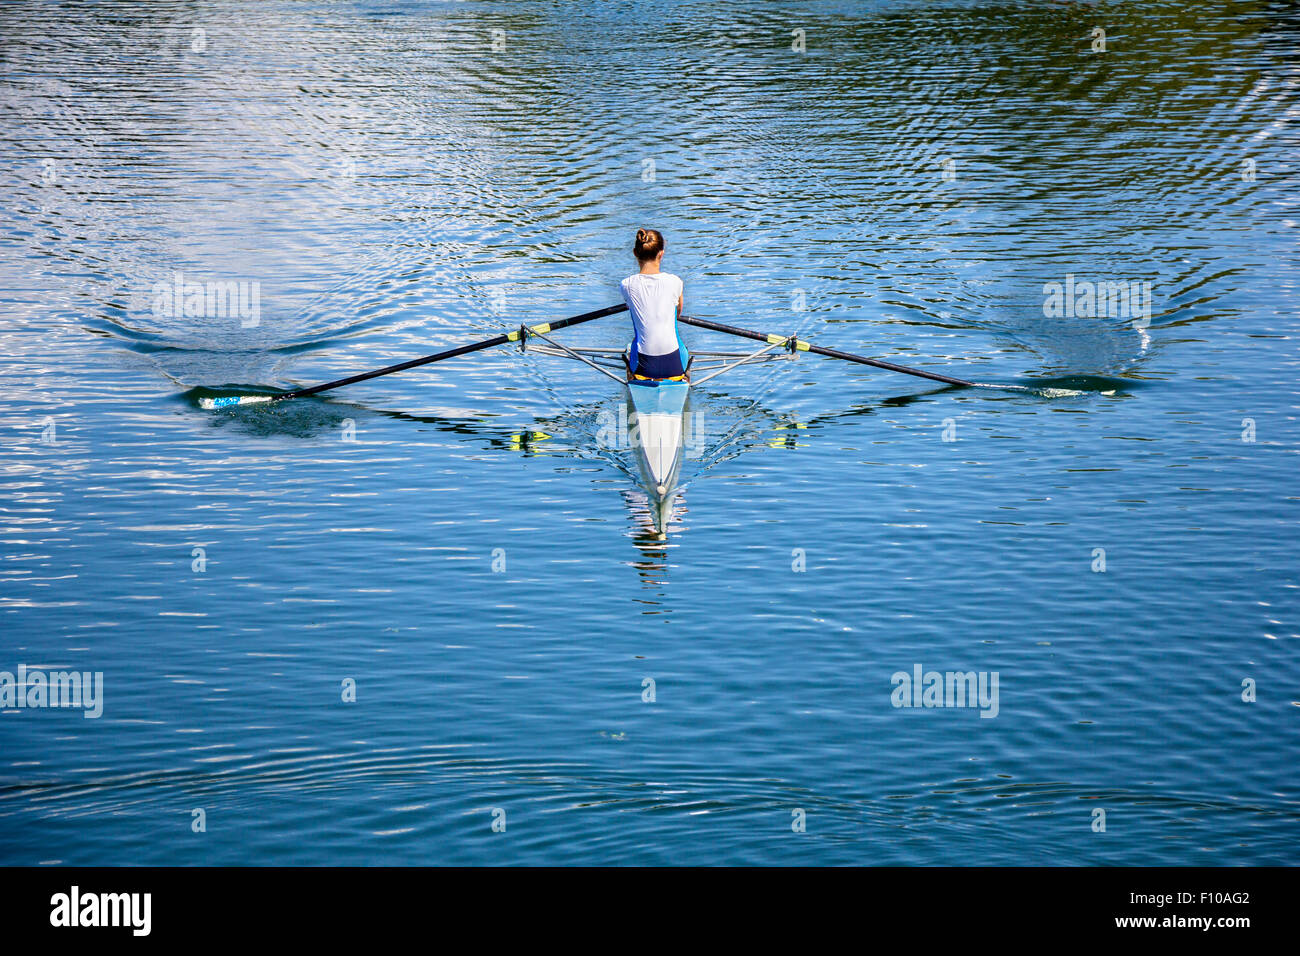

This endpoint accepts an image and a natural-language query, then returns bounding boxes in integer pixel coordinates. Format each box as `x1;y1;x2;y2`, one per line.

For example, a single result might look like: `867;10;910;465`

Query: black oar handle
678;315;974;388
278;303;629;401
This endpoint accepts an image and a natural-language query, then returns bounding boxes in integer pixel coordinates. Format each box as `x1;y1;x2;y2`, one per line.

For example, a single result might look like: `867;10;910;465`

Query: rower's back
621;228;688;380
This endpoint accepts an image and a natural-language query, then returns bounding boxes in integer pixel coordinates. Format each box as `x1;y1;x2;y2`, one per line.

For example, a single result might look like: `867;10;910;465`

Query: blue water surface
1;0;1297;865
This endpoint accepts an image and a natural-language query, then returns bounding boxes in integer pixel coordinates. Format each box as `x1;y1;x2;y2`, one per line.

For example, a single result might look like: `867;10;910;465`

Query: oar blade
199;395;275;410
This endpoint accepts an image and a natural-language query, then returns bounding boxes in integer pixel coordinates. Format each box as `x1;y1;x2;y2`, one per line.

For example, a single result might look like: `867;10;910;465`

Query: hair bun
633;227;665;262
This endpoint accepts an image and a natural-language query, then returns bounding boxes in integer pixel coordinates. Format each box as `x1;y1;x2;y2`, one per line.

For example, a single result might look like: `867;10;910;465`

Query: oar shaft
805;343;975;387
278;303;629;401
677;315;975;388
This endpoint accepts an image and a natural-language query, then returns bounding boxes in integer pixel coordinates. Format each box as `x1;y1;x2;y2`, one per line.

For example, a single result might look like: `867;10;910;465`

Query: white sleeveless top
620;272;683;356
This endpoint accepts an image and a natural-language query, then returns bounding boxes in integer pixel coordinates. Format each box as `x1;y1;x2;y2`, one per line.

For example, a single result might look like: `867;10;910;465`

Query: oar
677;315;977;388
200;303;630;409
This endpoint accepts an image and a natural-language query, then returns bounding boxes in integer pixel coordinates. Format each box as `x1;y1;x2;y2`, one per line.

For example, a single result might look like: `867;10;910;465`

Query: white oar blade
199;395;275;410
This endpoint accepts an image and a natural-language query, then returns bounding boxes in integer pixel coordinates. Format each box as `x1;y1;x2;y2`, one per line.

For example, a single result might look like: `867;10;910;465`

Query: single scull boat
519;324;802;527
200;303;1004;529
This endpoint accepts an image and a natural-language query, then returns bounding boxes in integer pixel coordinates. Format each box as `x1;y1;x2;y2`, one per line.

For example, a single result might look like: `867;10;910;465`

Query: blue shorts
629;342;690;379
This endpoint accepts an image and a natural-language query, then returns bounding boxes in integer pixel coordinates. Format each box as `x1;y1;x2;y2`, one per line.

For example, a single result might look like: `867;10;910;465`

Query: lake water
1;0;1297;865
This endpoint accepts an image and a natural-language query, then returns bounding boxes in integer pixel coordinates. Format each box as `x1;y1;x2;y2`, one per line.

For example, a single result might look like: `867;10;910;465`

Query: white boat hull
627;380;689;507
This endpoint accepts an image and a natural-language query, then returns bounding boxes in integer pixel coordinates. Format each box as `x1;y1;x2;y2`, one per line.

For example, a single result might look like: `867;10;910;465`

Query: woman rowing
620;228;689;381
